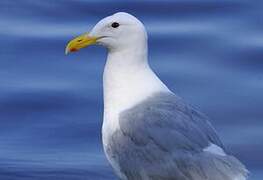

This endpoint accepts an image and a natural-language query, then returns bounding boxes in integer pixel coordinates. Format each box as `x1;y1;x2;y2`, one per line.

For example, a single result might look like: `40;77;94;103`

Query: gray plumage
104;92;248;180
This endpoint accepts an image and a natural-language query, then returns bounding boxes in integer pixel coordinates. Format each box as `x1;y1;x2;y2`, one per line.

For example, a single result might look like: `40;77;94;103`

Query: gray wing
120;92;223;152
107;92;247;180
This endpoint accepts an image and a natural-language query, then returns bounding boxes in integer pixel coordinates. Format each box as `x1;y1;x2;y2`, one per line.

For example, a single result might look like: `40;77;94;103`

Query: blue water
0;0;262;179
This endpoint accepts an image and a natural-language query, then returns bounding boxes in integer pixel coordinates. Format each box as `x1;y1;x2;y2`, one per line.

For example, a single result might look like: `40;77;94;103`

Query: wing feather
106;92;248;180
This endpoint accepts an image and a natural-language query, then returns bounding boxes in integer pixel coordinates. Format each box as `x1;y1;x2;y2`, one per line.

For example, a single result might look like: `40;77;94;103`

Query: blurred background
0;0;262;179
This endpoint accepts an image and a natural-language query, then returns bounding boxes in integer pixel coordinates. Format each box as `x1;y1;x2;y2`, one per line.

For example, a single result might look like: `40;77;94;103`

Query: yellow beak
65;33;98;55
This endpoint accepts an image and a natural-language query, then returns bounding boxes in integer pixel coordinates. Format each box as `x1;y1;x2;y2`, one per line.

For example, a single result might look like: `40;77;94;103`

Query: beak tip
65;48;70;55
65;33;97;56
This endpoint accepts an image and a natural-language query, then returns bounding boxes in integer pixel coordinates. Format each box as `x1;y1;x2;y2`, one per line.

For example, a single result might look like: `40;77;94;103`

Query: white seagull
66;12;248;180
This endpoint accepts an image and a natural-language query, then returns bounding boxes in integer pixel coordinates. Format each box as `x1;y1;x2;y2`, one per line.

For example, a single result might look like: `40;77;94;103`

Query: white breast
102;54;170;135
100;36;171;178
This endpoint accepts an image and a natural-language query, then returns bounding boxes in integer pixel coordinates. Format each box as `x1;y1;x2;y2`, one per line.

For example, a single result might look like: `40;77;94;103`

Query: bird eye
111;22;119;28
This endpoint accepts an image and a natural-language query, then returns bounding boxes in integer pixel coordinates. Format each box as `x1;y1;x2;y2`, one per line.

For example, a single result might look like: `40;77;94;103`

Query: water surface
0;0;262;179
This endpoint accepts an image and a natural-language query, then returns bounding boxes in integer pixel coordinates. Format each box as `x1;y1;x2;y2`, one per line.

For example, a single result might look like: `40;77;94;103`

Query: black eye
111;22;119;28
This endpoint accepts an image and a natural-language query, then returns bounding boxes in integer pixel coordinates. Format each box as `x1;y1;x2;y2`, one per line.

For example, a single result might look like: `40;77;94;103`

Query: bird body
66;12;248;180
103;92;247;180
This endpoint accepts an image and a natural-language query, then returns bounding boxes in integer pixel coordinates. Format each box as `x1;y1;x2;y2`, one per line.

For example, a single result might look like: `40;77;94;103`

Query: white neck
103;46;170;118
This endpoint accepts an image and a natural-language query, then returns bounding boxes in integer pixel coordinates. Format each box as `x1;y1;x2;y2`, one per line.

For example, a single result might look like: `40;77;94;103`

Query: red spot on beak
70;48;78;52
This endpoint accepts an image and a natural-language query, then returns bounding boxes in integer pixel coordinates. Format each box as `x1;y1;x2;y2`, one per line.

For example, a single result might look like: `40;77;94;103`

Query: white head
65;12;147;53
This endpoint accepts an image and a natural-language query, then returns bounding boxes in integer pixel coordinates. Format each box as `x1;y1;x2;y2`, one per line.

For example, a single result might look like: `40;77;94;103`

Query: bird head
65;12;147;54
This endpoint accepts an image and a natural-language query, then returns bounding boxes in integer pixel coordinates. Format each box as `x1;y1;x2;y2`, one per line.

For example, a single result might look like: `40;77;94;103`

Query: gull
66;12;248;180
